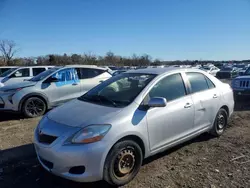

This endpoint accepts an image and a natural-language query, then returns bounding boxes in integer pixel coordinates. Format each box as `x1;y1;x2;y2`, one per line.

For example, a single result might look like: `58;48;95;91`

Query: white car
0;66;54;87
200;66;220;76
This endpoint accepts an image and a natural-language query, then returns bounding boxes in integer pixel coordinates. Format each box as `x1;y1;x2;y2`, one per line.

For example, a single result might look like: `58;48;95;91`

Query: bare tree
0;40;18;65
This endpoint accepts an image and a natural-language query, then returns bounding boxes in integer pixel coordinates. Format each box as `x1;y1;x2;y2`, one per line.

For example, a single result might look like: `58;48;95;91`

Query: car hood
0;81;37;90
47;99;123;127
235;75;250;79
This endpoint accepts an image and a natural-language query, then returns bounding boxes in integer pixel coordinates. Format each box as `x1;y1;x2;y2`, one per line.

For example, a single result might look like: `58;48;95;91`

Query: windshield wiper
79;95;117;107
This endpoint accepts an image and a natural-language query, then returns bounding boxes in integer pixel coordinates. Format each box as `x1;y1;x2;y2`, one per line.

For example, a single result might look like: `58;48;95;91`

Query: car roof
126;67;190;75
64;65;107;70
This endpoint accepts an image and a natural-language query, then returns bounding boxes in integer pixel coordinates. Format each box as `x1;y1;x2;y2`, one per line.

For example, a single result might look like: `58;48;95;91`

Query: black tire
103;140;143;186
22;97;46;118
210;108;228;137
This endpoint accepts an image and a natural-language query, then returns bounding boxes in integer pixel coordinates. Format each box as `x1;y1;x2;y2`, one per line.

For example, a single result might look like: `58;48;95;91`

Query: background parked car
0;66;53;87
200;65;220;76
112;70;127;76
0;65;111;117
231;67;250;100
216;66;238;79
33;67;234;186
0;66;18;76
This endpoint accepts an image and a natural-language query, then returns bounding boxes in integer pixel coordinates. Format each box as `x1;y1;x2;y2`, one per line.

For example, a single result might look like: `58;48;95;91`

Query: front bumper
34;127;111;182
233;89;250;96
0;92;19;112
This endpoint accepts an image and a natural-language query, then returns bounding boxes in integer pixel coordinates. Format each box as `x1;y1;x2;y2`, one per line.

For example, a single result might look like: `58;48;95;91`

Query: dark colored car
216;67;238;79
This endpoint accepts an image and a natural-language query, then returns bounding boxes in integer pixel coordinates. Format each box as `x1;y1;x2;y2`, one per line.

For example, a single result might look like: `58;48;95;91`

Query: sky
0;0;250;61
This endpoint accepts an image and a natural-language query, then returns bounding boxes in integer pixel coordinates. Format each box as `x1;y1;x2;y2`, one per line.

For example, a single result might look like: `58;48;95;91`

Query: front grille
239;80;250;89
40;157;53;169
38;133;58;144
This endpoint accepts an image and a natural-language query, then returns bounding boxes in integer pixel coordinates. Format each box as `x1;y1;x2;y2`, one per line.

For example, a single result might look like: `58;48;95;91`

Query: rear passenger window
186;72;212;93
33;68;46;76
12;68;30;77
149;73;186;102
78;68;105;79
205;77;215;89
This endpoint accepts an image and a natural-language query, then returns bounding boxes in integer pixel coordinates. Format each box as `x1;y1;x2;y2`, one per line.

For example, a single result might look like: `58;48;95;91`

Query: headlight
71;124;111;144
4;88;23;93
232;80;240;87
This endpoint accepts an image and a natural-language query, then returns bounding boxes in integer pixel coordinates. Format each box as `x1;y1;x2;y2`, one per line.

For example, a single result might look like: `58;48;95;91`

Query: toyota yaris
34;67;234;186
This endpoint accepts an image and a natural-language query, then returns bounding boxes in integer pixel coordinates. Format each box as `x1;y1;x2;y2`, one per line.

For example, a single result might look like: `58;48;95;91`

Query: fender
18;92;50;111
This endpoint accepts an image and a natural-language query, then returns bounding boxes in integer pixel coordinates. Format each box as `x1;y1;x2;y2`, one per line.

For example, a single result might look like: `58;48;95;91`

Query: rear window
32;68;46;76
76;68;106;79
186;72;209;93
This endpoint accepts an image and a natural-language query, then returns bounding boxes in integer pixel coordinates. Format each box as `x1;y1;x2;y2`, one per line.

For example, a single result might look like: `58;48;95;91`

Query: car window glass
79;68;105;79
148;73;186;102
32;68;46;76
51;68;78;82
205;76;215;89
186;72;209;93
12;68;30;77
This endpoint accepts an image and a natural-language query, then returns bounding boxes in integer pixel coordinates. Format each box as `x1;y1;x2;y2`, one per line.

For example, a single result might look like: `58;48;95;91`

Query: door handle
99;80;104;83
184;103;192;108
72;83;78;86
213;94;218;98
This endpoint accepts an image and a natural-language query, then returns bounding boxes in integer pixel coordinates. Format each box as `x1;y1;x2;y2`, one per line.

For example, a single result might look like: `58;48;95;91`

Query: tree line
0;39;249;67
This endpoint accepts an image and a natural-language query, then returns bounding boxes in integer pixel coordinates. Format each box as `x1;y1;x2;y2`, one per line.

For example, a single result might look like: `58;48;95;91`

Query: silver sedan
34;67;234;186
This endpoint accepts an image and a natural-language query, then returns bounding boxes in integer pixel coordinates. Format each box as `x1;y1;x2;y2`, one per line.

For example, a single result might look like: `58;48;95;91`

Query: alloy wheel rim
26;99;45;116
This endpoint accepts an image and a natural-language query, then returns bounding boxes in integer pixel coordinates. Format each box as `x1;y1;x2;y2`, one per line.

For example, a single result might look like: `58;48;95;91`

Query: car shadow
0;111;25;122
142;132;212;166
234;99;250;111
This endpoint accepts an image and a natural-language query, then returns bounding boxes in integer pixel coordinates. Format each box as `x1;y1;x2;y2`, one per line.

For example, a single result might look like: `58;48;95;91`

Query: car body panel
0;66;112;112
33;67;234;183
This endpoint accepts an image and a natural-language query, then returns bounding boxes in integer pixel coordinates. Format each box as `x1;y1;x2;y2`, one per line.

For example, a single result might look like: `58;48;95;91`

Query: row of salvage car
0;65;238;186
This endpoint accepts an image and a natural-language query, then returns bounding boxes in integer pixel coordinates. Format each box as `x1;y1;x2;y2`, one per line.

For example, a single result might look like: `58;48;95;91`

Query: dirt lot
0;99;250;187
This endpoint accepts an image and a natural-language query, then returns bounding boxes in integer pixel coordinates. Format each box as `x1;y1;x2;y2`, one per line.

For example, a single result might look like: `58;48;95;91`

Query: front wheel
22;97;46;118
210;108;228;137
103;140;143;186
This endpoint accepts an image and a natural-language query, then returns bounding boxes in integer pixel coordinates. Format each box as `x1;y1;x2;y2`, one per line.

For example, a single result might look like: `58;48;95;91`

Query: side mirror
45;77;59;83
148;97;167;108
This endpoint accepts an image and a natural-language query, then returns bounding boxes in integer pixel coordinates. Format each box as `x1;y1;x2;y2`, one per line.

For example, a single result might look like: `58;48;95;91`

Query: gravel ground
0;90;250;187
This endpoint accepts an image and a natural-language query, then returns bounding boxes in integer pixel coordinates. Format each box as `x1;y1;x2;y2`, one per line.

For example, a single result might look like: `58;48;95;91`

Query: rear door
43;68;81;106
5;68;31;85
185;72;220;131
146;73;195;152
77;68;110;94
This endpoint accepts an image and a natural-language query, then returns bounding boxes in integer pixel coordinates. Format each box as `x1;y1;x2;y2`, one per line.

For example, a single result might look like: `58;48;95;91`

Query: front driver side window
148;73;186;102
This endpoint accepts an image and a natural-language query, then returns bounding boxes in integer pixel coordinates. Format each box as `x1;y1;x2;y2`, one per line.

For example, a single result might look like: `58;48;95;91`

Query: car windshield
29;68;60;82
78;73;156;107
0;68;18;77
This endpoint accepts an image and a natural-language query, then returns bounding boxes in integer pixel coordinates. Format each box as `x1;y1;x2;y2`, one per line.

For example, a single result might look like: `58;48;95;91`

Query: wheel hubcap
26;99;45;116
217;114;225;130
114;148;136;179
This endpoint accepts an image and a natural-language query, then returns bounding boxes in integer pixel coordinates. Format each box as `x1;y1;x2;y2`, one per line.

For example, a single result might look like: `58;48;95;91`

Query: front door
146;73;195;152
43;68;81;106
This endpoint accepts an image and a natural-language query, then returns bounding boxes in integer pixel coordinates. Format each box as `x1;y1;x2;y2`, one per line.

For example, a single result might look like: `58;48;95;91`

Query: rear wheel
103;140;143;186
210;108;228;136
22;97;46;118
